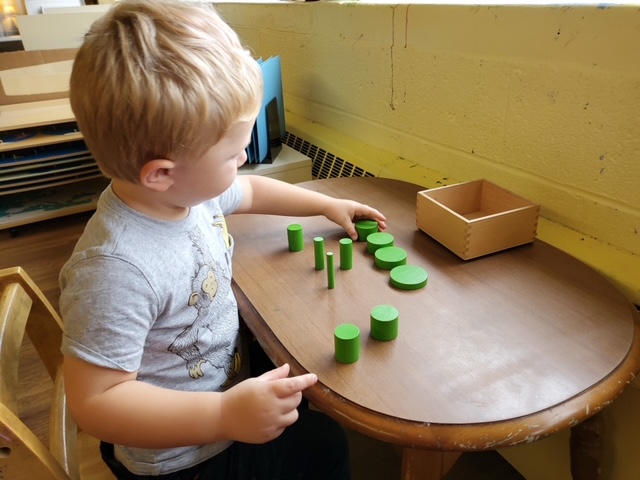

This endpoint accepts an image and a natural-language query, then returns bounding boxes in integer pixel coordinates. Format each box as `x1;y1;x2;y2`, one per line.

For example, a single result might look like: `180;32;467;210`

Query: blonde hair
70;0;263;182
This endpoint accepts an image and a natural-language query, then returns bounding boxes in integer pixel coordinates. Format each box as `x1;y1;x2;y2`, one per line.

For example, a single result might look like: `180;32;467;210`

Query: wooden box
416;180;540;260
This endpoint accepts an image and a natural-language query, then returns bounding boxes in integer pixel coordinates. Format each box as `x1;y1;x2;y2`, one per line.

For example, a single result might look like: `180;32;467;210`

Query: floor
2;212;525;480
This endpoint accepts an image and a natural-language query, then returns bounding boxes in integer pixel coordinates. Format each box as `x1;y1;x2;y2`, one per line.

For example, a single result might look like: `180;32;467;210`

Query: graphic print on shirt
167;224;242;387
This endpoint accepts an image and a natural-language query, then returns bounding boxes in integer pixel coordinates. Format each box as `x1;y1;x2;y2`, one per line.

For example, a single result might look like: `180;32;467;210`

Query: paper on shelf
0;60;72;96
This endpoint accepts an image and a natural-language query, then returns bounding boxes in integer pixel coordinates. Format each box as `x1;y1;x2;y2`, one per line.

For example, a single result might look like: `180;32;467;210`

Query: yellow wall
218;1;640;307
217;2;640;479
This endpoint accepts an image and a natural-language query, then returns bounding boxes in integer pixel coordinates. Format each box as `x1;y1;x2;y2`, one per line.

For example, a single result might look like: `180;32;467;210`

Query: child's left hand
324;199;387;240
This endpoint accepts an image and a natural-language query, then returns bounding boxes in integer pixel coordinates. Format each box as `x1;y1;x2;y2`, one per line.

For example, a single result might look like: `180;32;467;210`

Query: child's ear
139;159;175;192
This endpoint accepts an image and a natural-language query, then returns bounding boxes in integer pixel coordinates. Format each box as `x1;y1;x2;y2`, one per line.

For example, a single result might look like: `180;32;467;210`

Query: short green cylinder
287;224;304;252
355;220;378;242
370;305;399;341
334;323;361;363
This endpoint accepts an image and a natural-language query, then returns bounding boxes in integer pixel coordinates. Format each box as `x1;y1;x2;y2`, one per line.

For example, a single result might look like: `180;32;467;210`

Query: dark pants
100;408;350;480
100;340;350;479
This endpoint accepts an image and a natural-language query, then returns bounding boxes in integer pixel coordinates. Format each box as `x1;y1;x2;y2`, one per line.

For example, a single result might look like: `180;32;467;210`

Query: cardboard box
0;48;76;106
416;180;540;260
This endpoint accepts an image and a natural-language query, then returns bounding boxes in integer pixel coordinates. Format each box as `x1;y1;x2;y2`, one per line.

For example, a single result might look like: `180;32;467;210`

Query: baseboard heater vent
283;132;375;180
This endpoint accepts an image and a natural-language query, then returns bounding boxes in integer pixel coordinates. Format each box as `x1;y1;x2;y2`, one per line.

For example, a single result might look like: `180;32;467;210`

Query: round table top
228;177;640;449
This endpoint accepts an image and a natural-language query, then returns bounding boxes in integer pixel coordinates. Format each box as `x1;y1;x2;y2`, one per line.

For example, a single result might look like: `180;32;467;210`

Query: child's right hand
219;363;317;444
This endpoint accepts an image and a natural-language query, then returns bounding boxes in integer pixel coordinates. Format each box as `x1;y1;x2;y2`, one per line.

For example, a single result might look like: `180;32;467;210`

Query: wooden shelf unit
0;99;312;231
0;99;108;231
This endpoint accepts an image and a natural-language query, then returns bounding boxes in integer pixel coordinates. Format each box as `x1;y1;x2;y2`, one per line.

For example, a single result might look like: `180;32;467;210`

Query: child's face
171;119;254;206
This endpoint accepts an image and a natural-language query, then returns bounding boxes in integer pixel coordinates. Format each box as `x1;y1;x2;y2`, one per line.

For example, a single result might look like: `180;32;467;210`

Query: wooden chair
0;266;114;480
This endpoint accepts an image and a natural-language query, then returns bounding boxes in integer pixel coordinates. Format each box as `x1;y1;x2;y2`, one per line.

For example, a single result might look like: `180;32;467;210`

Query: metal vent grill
283;132;375;180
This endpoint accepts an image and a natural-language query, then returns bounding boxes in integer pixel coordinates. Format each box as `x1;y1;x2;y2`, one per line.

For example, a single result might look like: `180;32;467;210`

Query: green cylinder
370;305;399;341
390;265;429;291
287;224;304;252
327;252;335;289
314;237;325;270
334;323;361;363
339;238;353;270
374;246;408;270
366;232;394;254
355;220;378;242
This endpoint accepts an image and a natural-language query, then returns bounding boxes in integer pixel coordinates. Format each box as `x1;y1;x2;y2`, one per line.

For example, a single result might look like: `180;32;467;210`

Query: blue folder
248;56;285;164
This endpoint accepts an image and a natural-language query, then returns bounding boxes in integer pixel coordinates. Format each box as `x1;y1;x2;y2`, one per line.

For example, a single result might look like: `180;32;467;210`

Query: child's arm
235;175;386;239
64;356;315;448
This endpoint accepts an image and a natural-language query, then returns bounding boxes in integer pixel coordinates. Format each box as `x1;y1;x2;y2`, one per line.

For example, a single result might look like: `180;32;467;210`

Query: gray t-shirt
60;180;248;475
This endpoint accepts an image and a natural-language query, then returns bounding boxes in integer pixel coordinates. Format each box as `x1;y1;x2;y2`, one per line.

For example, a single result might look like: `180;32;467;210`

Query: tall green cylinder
340;238;353;270
314;237;325;270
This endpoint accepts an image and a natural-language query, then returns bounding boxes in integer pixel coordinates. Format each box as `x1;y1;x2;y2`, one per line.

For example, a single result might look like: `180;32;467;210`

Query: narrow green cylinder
327;252;335;289
314;237;325;270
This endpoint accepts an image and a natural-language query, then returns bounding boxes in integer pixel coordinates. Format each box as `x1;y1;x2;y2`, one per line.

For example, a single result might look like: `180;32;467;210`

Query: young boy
59;0;386;478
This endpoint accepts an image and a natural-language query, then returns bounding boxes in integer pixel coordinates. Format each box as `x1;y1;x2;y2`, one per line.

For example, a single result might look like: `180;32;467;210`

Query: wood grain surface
228;177;640;451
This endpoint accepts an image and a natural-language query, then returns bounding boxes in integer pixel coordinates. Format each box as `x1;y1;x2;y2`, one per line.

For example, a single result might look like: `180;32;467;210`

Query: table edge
237;280;640;450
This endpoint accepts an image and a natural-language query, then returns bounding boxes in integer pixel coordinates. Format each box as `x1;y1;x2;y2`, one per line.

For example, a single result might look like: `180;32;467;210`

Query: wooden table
227;177;640;480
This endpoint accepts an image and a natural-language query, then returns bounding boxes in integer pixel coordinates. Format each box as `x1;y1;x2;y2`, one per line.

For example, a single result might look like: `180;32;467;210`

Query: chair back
0;266;79;480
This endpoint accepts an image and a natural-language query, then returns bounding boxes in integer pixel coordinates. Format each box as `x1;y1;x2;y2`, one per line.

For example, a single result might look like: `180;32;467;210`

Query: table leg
400;447;461;480
570;411;605;480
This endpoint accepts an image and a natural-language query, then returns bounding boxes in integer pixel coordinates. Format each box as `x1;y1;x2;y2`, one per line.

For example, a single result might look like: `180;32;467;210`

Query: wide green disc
366;232;395;254
389;264;428;290
375;246;408;270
